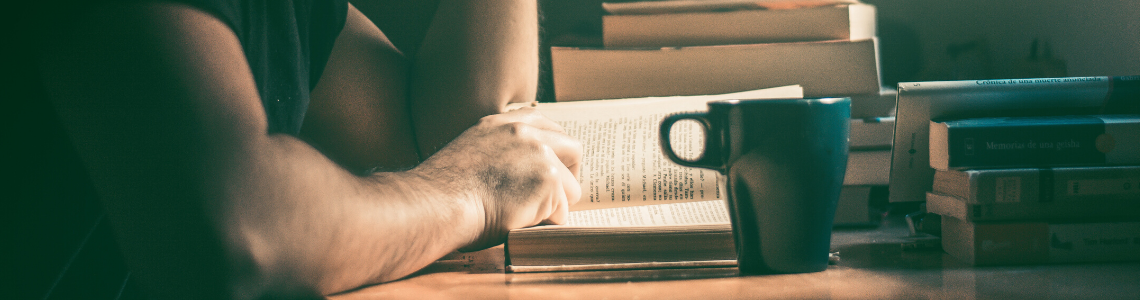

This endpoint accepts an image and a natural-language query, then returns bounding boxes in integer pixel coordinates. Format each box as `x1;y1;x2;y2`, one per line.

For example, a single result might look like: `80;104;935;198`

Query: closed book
927;192;1140;222
941;216;1140;266
844;150;891;186
932;166;1140;203
849;87;896;119
551;38;880;101
929;115;1140;170
603;4;876;48
888;75;1140;203
850;116;894;149
601;0;861;15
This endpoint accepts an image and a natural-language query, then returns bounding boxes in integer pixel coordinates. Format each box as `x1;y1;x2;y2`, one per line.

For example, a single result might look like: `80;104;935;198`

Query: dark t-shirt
180;0;349;134
43;0;349;134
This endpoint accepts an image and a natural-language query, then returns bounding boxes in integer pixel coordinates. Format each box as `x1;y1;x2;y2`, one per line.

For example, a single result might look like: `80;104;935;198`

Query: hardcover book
507;200;736;272
929;115;1140;170
926;192;1140;222
601;0;861;15
941;216;1140;266
550;39;880;101
844;150;891;186
603;3;876;48
932;166;1140;203
850;116;894;149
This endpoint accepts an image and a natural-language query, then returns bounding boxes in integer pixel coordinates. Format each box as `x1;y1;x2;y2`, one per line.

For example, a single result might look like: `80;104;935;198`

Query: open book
504;85;804;272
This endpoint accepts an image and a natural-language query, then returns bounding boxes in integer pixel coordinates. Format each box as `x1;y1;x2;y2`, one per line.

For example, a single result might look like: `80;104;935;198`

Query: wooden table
332;218;1140;299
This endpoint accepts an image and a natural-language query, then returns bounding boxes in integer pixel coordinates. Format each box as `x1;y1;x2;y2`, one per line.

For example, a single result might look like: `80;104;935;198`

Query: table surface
331;217;1140;300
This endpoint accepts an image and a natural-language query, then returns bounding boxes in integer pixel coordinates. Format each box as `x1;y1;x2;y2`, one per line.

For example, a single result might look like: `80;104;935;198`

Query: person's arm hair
39;2;578;298
408;0;541;157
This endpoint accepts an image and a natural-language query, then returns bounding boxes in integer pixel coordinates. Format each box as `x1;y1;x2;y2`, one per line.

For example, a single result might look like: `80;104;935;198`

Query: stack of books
837;112;893;226
550;0;882;102
549;0;892;226
925;114;1140;265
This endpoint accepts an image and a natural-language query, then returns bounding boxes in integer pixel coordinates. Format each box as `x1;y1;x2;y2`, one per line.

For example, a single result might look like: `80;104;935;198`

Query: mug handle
660;112;723;170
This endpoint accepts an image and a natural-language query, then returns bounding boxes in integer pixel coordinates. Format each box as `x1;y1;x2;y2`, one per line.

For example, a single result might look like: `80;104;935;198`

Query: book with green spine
929;114;1140;170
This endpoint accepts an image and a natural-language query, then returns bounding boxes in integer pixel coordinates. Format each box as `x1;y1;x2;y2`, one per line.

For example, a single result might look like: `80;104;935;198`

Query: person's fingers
559;161;582;207
500;107;566;133
540;189;568;225
536;131;582;179
539;146;579;225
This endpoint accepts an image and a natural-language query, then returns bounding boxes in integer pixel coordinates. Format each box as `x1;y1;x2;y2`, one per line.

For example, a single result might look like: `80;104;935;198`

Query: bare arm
409;0;541;157
40;2;577;298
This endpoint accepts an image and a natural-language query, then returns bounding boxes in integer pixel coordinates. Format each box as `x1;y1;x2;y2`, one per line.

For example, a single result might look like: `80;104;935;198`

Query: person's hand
414;107;581;251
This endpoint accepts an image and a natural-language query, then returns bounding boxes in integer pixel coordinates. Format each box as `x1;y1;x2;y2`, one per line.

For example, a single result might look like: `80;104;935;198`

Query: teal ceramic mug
660;97;850;274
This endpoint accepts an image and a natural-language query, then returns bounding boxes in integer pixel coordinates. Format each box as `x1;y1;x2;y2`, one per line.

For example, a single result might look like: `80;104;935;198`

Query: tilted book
551;39;880;101
926;192;1140;222
941;216;1140;266
888;76;1140;202
603;3;876;48
932;166;1140;203
929;115;1140;170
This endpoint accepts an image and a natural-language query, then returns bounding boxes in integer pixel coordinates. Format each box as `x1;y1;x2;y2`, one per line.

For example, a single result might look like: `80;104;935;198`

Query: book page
526;85;803;211
566;199;730;227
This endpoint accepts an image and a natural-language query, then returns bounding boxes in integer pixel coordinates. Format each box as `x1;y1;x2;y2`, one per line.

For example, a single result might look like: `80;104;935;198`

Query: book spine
849;117;894;150
550;39;880;101
948;166;1140;203
888;75;1140;203
927;192;1140;221
942;216;1140;265
968;169;1039;203
1048;221;1140;263
931;115;1140;169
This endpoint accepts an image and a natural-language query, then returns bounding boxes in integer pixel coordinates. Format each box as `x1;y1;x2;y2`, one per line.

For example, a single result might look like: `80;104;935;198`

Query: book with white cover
551;39;881;102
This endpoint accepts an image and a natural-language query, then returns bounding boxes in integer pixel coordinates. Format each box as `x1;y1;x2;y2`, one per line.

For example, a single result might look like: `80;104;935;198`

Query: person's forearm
39;3;486;297
220;134;482;294
409;0;540;157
